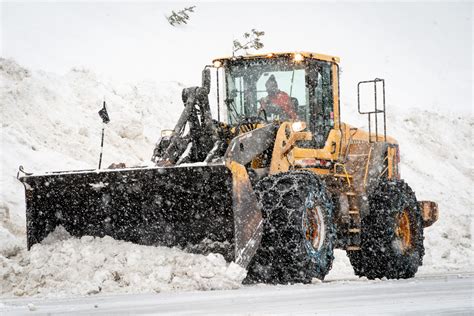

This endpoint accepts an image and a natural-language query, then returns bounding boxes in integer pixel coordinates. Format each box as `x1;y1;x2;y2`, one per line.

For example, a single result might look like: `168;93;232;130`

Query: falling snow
0;58;472;298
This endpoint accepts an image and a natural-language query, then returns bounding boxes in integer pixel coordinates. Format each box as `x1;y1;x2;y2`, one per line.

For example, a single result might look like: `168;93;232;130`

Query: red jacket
261;91;297;120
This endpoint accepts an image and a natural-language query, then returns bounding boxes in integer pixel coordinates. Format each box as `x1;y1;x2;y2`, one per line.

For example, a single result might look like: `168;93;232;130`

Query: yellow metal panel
341;123;398;145
269;122;293;174
213;52;340;64
225;160;263;267
387;146;394;179
269;122;314;175
304;168;331;175
280;131;312;157
292;129;342;161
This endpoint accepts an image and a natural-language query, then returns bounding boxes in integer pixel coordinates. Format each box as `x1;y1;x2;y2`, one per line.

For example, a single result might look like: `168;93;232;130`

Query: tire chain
349;179;424;279
245;170;335;284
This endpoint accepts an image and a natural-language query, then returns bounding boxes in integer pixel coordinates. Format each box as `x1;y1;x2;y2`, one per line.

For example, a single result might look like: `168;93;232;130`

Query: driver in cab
259;74;297;120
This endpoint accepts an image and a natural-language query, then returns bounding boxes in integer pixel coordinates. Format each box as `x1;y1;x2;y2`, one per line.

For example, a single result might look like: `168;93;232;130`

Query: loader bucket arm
152;86;219;165
224;123;277;266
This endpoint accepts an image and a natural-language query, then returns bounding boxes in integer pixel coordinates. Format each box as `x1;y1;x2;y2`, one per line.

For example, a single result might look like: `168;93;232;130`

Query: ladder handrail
357;78;387;143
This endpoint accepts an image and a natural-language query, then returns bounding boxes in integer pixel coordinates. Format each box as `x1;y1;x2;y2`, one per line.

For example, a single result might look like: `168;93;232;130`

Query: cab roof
212;52;340;64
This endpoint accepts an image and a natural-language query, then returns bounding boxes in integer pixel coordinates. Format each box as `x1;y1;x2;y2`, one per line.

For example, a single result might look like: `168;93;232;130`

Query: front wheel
246;171;336;284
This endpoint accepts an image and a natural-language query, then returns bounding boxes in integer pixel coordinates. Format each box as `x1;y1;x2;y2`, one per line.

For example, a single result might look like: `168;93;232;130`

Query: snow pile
1;227;246;297
389;109;473;273
0;58;472;297
0;58;183;241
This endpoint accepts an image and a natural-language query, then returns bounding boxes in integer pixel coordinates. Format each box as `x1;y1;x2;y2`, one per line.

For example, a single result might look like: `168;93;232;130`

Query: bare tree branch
233;29;266;55
167;6;196;26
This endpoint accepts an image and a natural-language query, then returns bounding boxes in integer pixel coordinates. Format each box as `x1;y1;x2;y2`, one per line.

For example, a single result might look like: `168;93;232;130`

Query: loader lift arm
152;85;220;165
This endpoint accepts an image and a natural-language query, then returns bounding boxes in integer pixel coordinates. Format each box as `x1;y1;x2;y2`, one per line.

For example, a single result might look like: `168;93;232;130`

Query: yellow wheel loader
19;52;439;283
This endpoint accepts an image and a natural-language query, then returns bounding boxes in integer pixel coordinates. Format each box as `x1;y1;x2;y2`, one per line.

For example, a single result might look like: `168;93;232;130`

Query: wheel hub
304;206;325;251
396;209;412;251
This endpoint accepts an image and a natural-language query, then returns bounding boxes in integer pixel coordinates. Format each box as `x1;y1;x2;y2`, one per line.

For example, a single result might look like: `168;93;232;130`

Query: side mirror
202;68;211;94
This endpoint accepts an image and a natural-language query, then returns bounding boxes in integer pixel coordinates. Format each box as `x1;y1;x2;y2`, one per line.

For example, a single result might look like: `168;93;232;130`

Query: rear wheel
246;171;336;284
348;179;424;279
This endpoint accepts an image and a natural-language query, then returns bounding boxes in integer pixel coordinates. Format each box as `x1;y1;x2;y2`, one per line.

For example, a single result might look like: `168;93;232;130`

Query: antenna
97;101;110;169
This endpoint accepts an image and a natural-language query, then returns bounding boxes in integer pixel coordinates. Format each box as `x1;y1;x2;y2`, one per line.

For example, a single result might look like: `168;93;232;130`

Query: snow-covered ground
0;58;472;299
2;273;473;315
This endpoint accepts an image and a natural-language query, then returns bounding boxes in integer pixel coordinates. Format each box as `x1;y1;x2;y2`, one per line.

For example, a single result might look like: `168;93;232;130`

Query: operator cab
212;52;339;147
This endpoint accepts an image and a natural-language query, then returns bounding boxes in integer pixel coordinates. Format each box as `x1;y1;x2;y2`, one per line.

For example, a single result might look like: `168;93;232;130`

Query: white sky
1;1;472;113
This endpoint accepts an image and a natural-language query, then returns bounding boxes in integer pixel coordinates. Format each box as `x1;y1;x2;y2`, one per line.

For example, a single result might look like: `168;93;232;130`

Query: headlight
293;53;304;62
160;129;174;137
291;121;306;132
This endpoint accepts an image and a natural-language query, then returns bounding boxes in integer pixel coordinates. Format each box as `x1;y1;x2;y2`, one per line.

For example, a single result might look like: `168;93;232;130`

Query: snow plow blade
19;163;262;267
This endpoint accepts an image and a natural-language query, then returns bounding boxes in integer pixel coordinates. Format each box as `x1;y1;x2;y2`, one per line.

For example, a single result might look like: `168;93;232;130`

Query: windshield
221;57;335;148
224;58;309;124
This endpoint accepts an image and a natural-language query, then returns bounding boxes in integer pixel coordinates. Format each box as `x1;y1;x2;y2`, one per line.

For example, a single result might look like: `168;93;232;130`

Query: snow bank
1;227;246;298
0;58;183;238
0;58;472;297
388;109;473;273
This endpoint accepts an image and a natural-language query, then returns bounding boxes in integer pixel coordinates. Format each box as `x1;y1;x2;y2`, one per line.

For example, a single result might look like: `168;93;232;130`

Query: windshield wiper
224;98;240;122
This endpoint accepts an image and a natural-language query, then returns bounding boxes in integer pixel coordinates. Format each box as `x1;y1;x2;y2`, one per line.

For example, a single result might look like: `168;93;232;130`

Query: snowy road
2;273;472;315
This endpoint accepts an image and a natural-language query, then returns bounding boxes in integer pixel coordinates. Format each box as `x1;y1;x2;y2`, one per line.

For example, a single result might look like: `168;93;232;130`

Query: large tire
245;170;336;284
348;179;424;279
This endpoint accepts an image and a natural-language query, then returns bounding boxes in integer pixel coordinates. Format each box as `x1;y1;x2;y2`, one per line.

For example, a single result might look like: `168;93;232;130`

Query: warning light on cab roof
293;53;304;62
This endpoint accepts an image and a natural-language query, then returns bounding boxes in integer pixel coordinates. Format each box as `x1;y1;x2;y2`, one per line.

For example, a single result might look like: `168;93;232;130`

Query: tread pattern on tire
246;170;336;284
348;179;425;279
